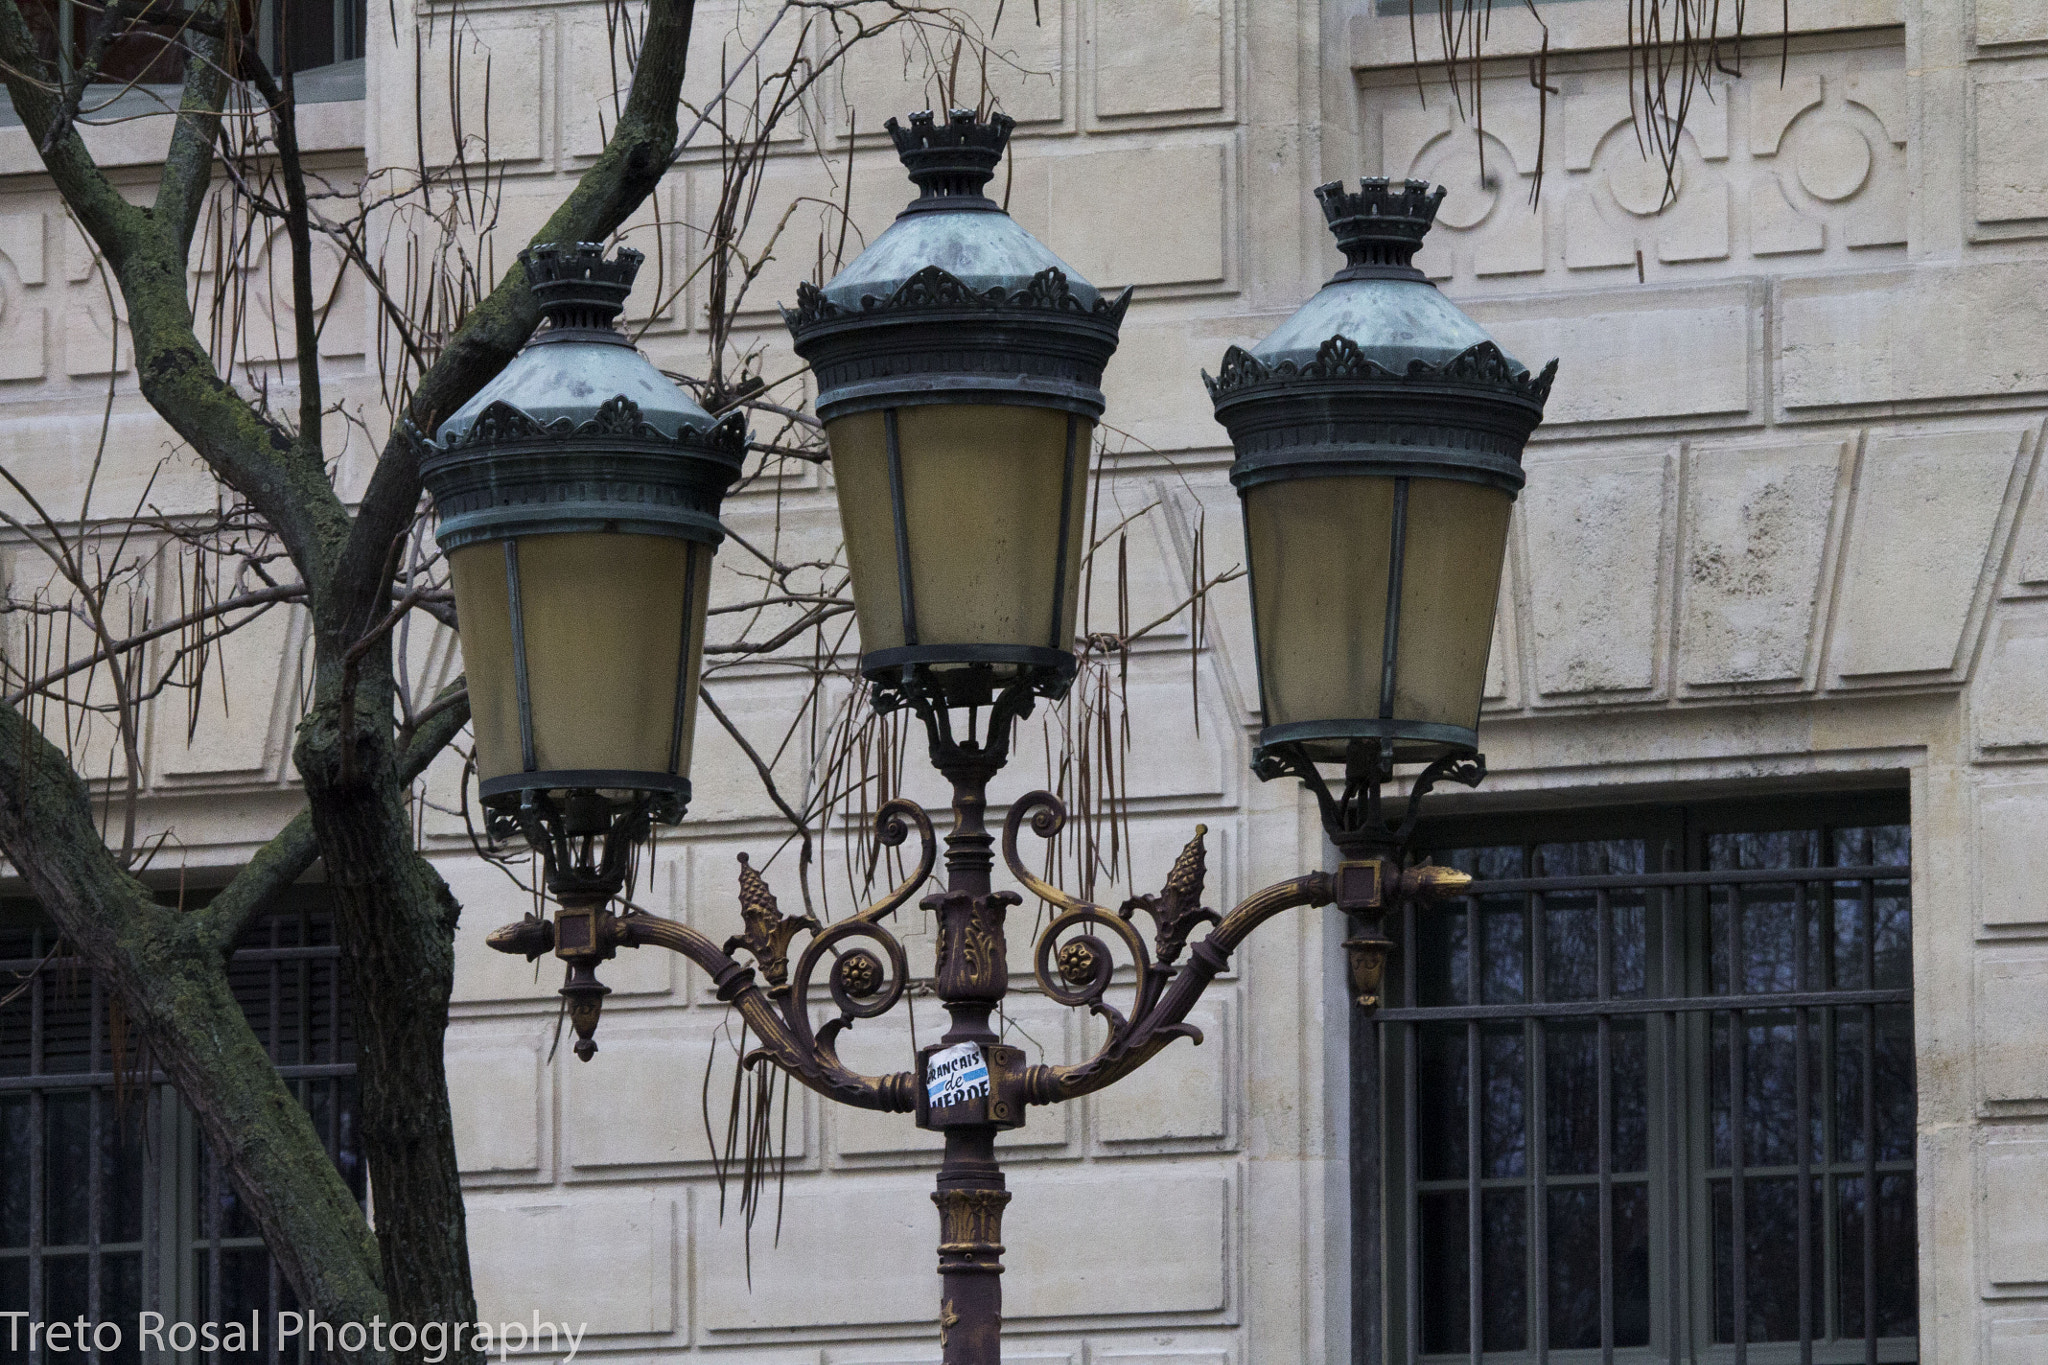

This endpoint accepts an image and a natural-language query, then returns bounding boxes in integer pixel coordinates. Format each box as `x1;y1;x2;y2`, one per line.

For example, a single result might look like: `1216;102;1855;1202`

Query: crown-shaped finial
1312;179;1447;276
521;242;644;331
885;108;1016;209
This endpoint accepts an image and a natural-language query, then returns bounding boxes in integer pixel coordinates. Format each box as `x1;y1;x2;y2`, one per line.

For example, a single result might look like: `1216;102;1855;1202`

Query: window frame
1365;789;1918;1365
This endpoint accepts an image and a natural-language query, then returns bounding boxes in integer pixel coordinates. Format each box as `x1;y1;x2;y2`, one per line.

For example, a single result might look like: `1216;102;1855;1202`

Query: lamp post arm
609;910;919;1113
1022;870;1334;1104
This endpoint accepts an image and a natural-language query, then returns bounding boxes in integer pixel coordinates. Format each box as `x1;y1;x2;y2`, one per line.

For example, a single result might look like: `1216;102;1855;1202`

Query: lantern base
480;770;691;812
1254;718;1476;769
1252;736;1487;855
865;645;1076;710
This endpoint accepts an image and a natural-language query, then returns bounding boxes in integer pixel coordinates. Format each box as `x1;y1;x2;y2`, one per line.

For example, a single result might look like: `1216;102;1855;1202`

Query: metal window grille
1371;794;1916;1364
0;892;360;1365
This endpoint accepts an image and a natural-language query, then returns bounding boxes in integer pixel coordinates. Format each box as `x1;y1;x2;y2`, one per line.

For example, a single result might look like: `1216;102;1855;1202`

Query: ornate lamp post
431;130;1555;1365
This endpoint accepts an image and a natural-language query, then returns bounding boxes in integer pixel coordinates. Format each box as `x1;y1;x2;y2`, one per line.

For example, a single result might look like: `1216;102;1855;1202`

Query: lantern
1207;179;1556;771
784;109;1130;708
421;242;746;828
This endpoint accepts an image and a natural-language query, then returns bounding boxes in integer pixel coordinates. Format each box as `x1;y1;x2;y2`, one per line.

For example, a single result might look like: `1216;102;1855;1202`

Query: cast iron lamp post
425;118;1554;1365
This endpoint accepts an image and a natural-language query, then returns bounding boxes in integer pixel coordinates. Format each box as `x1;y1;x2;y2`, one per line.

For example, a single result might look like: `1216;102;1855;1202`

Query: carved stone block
1677;442;1843;686
1518;449;1669;697
1831;429;2018;677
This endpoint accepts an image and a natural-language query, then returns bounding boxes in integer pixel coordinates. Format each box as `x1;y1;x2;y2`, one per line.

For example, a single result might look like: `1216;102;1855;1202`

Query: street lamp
1205;177;1555;1361
788;107;1127;720
440;134;1554;1365
418;240;747;1056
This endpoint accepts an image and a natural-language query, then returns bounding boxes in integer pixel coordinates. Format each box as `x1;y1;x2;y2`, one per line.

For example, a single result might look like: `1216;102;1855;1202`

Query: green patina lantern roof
1238;179;1531;377
810;109;1105;313
435;243;723;446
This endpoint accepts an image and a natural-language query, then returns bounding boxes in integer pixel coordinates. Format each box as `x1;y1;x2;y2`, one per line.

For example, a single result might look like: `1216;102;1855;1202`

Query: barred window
0;891;361;1365
1373;793;1916;1362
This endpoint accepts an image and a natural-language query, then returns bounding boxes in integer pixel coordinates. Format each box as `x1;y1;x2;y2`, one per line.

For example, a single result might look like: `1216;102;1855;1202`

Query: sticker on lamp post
926;1042;991;1109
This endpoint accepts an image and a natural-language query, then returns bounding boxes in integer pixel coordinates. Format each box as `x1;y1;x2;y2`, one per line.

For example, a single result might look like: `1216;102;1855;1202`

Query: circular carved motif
836;948;884;998
1609;154;1681;217
1795;120;1872;202
1429;149;1498;230
1056;939;1101;986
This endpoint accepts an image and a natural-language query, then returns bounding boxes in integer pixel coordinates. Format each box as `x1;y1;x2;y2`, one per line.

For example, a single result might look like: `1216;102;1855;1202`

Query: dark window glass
1376;794;1917;1361
0;893;358;1364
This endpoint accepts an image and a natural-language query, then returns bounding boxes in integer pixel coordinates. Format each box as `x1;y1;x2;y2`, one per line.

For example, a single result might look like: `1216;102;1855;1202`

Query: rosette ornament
1207;179;1558;787
784;109;1132;710
420;243;745;858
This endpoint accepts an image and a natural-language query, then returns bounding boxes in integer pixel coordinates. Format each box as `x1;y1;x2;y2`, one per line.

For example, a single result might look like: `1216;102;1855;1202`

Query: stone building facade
2;0;2043;1359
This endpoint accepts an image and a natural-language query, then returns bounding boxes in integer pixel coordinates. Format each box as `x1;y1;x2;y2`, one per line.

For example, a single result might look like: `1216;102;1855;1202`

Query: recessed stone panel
1518;450;1669;696
1977;782;2048;928
1975;614;2048;751
1975;76;2048;225
1094;0;1223;117
1781;265;2048;410
1476;285;1752;425
1092;1003;1228;1145
1103;317;1252;455
834;0;1065;128
447;1033;544;1174
1984;1137;2048;1286
563;1022;797;1170
158;603;302;779
1980;0;2048;43
468;1194;677;1333
1677;442;1842;686
1979;957;2048;1104
1045;143;1227;289
418;22;546;165
695;1169;1228;1330
1831;430;2018;677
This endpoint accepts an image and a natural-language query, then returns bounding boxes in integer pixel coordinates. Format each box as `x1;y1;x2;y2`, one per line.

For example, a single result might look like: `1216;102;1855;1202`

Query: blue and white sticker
926;1042;990;1109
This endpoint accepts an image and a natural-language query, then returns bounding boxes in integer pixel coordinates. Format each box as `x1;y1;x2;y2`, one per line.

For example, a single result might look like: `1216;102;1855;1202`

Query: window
0;892;361;1365
3;0;364;109
1372;793;1916;1362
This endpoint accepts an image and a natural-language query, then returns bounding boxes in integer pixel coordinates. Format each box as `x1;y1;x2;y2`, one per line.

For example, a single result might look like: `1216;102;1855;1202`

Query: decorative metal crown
522;242;644;331
887;108;1016;204
1313;179;1447;273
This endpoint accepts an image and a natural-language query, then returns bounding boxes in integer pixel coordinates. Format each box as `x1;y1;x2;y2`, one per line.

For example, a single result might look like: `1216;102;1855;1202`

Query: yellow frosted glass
1244;477;1395;729
451;533;711;784
449;542;522;781
825;405;1089;660
1391;480;1512;731
822;411;908;652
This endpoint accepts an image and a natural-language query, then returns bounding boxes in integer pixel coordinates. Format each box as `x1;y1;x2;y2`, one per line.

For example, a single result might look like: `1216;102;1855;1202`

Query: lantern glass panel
826;404;1091;664
449;532;712;785
1390;477;1511;729
1244;474;1510;761
1244;476;1394;736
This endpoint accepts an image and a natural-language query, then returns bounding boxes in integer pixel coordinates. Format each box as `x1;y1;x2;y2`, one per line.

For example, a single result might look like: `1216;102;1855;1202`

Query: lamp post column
927;742;1021;1365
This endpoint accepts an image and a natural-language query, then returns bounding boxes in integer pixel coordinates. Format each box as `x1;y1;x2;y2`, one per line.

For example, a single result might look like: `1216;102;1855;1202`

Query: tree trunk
297;640;478;1363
